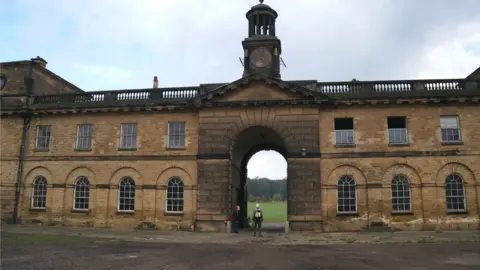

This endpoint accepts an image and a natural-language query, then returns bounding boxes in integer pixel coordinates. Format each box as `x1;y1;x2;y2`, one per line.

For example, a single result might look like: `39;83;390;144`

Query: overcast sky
2;0;479;179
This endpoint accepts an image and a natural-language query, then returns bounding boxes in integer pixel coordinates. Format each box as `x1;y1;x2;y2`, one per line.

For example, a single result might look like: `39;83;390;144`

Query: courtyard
1;225;480;269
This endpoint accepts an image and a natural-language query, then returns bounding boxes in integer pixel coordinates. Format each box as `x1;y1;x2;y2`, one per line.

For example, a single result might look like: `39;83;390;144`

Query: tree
272;193;282;202
246;177;287;201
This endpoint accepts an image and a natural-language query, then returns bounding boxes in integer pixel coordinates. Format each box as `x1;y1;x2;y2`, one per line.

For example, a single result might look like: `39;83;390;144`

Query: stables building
1;1;480;232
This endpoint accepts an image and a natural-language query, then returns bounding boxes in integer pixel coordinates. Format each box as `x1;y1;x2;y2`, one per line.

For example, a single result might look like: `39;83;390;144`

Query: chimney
31;56;48;68
153;76;158;88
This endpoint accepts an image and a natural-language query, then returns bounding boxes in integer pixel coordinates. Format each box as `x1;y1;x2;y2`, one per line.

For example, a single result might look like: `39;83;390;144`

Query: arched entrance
230;126;287;229
195;106;322;232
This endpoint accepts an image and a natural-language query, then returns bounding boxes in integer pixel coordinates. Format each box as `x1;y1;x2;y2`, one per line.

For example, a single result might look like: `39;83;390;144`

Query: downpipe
13;114;31;224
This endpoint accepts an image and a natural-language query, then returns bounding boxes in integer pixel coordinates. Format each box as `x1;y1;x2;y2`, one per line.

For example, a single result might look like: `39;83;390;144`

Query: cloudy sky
2;0;479;179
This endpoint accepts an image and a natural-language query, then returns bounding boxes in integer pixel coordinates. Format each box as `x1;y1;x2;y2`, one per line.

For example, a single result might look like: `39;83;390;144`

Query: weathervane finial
259;0;264;3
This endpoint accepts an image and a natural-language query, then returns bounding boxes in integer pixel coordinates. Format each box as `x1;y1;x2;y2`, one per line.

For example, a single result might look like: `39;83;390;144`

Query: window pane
445;174;466;211
76;124;93;149
118;178;135;211
168;122;186;148
32;176;47;208
440;116;459;128
337;176;356;213
36;126;51;149
73;177;90;210
165;177;184;212
120;124;137;148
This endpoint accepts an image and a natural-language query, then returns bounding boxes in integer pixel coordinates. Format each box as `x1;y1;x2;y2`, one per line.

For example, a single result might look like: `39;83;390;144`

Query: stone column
287;158;322;231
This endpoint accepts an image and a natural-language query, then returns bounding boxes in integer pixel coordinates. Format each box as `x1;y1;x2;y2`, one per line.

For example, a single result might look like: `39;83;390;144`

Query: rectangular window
440;116;461;143
334;118;354;145
387;116;408;145
168;122;186;148
76;124;93;150
35;125;51;150
120;123;137;149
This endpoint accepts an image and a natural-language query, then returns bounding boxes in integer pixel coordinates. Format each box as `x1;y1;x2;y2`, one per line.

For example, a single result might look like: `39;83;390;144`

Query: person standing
252;203;264;237
232;205;241;233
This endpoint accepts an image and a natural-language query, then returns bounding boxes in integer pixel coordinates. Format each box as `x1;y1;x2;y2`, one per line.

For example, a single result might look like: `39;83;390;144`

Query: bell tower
242;0;282;79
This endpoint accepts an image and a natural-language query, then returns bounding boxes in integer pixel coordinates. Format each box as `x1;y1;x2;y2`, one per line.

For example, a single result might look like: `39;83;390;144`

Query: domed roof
251;0;272;10
246;0;278;18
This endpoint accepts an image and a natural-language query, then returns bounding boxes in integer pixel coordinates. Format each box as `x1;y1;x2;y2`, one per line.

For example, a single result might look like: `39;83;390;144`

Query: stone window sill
165;147;186;151
74;148;92;152
116;211;135;216
71;209;90;214
391;211;413;216
29;208;46;212
336;212;358;217
442;141;463;146
446;210;468;215
335;144;356;148
388;143;410;147
164;212;184;217
34;148;50;152
118;148;137;151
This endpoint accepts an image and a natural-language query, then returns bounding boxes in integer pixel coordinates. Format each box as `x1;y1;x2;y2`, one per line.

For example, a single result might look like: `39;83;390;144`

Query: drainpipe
13;115;31;224
13;69;34;224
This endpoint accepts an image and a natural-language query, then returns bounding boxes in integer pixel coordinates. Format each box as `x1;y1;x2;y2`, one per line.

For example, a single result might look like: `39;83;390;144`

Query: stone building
1;1;480;232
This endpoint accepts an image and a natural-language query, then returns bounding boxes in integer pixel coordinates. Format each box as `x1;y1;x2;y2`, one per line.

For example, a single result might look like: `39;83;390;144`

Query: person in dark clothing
252;203;264;237
232;205;241;233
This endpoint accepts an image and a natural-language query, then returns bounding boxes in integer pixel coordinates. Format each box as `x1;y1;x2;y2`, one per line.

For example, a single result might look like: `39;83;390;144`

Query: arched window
391;174;411;212
445;173;466;212
74;176;90;210
337;175;356;213
31;176;47;209
166;177;184;213
118;177;135;212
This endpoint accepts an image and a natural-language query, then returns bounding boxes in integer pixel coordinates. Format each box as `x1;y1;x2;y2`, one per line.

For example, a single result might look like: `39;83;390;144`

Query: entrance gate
195;92;324;232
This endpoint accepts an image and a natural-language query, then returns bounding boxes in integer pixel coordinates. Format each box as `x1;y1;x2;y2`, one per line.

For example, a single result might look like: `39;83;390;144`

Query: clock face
250;48;272;68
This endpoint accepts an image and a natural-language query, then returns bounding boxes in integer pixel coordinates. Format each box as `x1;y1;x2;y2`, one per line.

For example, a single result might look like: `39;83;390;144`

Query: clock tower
242;0;282;79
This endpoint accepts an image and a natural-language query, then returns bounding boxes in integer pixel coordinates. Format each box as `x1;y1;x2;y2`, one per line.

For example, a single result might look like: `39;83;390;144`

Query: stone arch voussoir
436;162;476;186
383;163;422;186
109;167;143;186
24;166;54;187
327;164;367;185
156;167;192;186
65;166;96;185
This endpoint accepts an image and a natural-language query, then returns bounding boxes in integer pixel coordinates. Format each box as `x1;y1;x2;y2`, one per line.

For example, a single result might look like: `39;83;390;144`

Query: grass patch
1;233;89;245
248;202;287;222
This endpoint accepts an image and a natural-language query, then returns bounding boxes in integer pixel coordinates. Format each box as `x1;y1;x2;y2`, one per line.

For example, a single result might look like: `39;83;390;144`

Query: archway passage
246;150;287;230
230;126;288;230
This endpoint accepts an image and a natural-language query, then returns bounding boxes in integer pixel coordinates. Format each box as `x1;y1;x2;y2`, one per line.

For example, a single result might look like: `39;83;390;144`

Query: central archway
230;126;288;229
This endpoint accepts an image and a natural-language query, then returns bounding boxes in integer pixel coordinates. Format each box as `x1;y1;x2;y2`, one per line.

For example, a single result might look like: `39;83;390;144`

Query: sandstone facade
2;2;480;233
1;86;479;231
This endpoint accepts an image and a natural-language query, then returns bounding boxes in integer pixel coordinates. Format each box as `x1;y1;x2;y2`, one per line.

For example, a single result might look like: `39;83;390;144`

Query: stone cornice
1;77;479;116
1;96;479;116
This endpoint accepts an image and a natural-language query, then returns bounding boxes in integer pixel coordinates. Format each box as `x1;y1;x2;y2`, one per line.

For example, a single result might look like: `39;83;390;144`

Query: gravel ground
2;232;480;270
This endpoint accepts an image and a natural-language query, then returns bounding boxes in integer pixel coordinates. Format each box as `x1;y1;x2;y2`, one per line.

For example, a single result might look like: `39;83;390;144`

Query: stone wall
0;116;23;222
1;90;479;232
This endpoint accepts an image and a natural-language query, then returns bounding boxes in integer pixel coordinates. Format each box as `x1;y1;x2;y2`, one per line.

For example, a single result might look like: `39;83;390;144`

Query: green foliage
247;177;286;201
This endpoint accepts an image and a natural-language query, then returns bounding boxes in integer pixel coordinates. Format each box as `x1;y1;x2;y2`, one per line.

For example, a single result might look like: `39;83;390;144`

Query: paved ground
3;224;480;245
2;232;480;270
1;225;480;269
